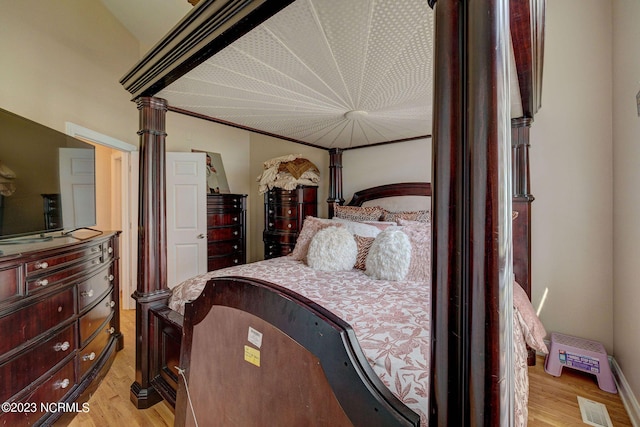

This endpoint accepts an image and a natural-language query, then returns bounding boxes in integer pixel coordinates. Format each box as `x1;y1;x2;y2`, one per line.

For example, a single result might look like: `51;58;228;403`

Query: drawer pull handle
36;279;49;287
106;327;115;335
233;245;238;250
106;274;114;282
82;352;96;362
55;378;70;389
107;300;116;308
57;306;63;313
81;289;94;298
269;210;273;214
268;223;273;227
233;259;239;264
107;247;113;254
287;224;292;228
233;217;238;222
54;341;70;352
35;261;49;270
287;210;292;214
233;231;238;236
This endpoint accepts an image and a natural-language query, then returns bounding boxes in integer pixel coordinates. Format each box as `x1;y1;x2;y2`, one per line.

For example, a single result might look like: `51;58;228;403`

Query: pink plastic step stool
544;332;617;393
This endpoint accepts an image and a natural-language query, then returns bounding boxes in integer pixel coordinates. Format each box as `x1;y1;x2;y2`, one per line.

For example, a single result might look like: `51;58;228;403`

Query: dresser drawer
0;288;75;356
0;358;76;426
79;292;115;346
207;239;243;256
207;212;243;227
78;315;114;379
26;256;104;295
208;254;244;271
266;218;298;232
207;194;245;210
266;205;297;218
78;266;114;313
25;244;102;276
208;226;243;241
0;325;75;402
0;263;22;304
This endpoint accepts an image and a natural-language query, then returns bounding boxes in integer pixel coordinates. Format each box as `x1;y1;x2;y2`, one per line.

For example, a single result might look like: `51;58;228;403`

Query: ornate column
428;0;512;425
130;96;171;408
327;148;344;218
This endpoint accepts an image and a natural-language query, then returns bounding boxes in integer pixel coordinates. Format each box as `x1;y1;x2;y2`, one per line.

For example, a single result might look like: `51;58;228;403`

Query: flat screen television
0;107;96;241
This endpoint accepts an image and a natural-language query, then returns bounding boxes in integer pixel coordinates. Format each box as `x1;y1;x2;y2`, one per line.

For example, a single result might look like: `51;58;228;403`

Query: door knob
197;233;205;239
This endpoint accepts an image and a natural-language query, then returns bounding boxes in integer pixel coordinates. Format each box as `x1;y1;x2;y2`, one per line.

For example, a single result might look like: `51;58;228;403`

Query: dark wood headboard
346;182;432;207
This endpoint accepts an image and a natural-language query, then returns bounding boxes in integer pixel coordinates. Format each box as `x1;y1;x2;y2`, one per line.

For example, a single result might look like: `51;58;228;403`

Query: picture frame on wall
192;149;230;194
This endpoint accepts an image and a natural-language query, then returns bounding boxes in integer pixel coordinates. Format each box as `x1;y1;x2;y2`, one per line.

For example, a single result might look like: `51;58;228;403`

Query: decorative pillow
397;219;431;282
307;227;358;271
330;217;390;238
365;229;412;280
513;281;548;354
354;235;375;270
289;216;340;261
383;209;431;223
334;205;384;222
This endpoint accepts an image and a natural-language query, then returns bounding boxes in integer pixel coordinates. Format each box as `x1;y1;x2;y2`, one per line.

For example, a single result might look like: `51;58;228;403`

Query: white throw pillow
365;229;412;280
307;226;358;271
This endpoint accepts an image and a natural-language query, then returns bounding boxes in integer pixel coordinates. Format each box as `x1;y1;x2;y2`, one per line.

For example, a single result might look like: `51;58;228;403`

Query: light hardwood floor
65;309;632;426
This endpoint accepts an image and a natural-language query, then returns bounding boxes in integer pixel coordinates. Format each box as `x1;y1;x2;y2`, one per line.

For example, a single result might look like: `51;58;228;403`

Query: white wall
612;0;640;404
529;0;614;351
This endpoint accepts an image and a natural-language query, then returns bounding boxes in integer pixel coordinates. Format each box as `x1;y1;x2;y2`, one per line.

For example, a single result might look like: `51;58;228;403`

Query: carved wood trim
119;0;295;99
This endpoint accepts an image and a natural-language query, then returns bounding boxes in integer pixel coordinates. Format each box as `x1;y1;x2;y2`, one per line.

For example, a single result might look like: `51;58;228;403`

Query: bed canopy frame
120;0;544;425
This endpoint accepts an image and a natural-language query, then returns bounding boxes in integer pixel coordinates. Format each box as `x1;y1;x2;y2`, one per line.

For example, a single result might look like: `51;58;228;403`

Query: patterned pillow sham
354;235;375;270
289;216;341;261
383;209;431;223
334;205;384;222
396;219;432;282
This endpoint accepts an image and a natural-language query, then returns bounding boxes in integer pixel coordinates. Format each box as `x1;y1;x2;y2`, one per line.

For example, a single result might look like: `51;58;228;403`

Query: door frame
65;122;138;310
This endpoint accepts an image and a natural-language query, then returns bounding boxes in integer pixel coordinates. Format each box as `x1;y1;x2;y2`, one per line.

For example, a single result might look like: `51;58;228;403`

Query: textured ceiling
157;0;435;149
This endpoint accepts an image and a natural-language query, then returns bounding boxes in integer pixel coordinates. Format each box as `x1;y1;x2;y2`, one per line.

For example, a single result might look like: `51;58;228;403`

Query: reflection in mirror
0;107;96;241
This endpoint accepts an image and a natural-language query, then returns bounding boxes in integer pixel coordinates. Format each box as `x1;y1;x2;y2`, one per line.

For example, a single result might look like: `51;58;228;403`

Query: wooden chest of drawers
0;232;122;426
207;194;247;271
263;186;317;259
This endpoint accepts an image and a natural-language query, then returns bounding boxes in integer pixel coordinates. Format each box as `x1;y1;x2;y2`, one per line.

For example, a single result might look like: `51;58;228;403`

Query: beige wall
343;139;431;199
529;0;614;350
613;0;640;404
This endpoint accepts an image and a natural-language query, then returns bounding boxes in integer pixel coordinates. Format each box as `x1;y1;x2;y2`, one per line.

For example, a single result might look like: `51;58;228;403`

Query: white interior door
166;152;208;289
59;147;96;230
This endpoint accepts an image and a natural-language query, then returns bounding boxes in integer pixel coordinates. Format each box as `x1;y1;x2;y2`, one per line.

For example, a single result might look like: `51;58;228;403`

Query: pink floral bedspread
169;256;532;426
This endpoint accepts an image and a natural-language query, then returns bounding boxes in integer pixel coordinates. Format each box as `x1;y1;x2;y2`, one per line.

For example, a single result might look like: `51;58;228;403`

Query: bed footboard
175;277;420;427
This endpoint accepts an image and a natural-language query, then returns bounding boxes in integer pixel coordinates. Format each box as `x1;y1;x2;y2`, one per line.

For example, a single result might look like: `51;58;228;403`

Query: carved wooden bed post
511;117;534;298
429;0;513;425
130;96;171;409
327;148;344;218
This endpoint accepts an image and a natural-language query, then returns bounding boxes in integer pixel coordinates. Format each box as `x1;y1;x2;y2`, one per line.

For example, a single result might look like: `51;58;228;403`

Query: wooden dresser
263;186;317;259
0;232;122;426
207;194;247;271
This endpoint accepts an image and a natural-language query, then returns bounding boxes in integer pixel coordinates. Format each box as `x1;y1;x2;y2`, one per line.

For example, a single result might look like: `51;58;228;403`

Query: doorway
65;122;138;310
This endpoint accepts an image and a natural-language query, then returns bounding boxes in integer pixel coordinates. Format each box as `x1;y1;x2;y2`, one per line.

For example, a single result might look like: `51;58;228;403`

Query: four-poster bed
119;0;545;425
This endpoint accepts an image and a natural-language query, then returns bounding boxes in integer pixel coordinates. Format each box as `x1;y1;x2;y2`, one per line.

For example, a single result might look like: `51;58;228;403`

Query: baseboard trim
611;356;640;427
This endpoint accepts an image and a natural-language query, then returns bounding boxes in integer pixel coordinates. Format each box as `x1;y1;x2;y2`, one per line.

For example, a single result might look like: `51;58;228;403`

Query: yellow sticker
244;345;260;367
